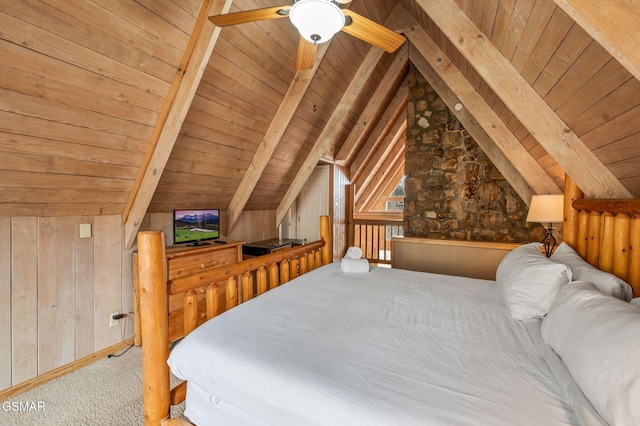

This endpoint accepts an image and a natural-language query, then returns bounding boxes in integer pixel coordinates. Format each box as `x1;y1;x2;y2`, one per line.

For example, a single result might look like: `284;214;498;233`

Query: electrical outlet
109;312;120;327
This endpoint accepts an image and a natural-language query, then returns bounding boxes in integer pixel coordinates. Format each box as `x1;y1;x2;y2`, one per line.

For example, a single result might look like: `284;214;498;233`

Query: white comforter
168;263;599;426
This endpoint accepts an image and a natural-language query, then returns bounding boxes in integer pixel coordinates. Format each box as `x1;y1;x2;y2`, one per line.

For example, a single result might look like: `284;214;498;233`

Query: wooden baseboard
0;338;134;401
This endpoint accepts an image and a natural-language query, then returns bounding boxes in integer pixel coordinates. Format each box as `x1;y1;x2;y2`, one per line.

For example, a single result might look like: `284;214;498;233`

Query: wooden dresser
133;241;243;345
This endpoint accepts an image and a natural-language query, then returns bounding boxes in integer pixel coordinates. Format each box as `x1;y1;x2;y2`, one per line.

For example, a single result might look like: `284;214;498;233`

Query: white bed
168;263;606;426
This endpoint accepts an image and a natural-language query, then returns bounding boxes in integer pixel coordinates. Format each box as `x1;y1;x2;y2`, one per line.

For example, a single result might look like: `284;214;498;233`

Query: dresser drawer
167;246;239;280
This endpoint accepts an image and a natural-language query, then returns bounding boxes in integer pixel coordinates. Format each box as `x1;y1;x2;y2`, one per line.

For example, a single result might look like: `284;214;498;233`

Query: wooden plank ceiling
2;0;640;237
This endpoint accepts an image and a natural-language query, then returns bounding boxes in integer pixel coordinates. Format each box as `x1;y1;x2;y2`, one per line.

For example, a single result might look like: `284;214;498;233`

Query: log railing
353;218;403;265
138;216;332;425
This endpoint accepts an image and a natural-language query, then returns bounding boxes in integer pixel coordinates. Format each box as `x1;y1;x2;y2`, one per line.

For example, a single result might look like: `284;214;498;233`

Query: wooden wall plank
74;216;95;359
0;218;11;390
552;0;640;83
0;37;164;113
0;110;130;152
121;247;135;341
37;216;75;374
547;41;611;108
227;210;278;243
11;217;38;385
0;10;169;98
0;88;153;140
521;8;575;84
500;0;535;62
0;62;159;128
510;1;557;73
93;215;122;352
332;165;350;259
570;78;640;140
11;0;177;81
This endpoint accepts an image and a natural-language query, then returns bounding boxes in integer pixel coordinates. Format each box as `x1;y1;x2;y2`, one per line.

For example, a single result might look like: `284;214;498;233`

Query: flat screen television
173;209;220;246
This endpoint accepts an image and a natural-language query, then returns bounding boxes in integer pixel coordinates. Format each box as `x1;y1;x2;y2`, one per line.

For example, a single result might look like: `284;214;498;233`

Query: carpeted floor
0;346;184;425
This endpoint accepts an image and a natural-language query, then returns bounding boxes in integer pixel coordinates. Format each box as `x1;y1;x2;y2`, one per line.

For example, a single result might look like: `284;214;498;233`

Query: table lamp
526;194;564;257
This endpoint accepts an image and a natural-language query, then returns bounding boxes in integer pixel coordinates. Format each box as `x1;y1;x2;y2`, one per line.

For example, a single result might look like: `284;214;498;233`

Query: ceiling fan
208;0;406;70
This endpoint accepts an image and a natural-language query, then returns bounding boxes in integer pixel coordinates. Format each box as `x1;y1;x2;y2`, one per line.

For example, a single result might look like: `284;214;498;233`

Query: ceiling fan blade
334;0;352;3
341;10;406;53
295;38;317;70
209;5;290;27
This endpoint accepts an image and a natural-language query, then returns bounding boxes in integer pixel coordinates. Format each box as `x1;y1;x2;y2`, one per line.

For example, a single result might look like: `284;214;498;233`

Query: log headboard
563;175;640;297
390;175;640;296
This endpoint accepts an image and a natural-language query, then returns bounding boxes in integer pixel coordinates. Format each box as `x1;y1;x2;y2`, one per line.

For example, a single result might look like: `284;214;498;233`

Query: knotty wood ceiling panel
0;0;199;216
3;0;640;219
242;0;400;211
402;0;640;195
150;0;300;212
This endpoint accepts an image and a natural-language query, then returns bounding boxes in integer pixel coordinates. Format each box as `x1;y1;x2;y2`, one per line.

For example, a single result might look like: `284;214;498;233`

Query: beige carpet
0;346;185;425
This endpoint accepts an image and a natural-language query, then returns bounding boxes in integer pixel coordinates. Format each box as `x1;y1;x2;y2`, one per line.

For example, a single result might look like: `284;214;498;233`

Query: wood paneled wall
0;209;286;393
0;215;133;392
333;164;350;260
227;210;278;243
142;210;279;246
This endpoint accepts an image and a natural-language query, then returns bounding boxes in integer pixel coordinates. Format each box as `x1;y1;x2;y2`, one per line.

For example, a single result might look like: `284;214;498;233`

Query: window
391;176;405;196
384;176;405;211
386;200;404;211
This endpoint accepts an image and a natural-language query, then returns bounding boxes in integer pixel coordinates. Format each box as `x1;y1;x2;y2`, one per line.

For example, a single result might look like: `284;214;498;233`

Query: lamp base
542;223;557;258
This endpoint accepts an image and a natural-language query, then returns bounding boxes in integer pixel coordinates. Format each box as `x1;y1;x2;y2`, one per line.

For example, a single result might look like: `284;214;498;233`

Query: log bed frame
137;177;640;425
137;216;332;425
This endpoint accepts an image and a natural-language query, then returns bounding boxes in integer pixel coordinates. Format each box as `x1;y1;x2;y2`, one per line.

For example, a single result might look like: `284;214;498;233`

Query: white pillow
496;242;572;320
550;242;633;301
541;281;640;426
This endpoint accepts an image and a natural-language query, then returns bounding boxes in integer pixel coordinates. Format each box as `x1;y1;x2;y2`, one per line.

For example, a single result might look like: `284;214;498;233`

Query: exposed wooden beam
400;13;559;202
350;86;408;180
225;43;330;235
360;154;405;213
361;159;405;213
416;0;631;199
356;124;406;212
553;0;640;83
122;0;232;250
354;117;406;195
335;45;409;164
276;47;386;226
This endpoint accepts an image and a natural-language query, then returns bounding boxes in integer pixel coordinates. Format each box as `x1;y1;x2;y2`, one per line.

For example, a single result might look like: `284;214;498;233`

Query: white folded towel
341;257;370;273
345;246;363;259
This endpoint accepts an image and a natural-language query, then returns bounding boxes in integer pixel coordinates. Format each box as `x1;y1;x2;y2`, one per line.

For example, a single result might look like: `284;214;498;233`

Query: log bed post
320;215;332;265
563;175;583;249
138;231;170;425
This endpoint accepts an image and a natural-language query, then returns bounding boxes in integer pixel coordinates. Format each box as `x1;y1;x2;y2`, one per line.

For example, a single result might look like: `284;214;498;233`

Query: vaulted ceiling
2;0;640;248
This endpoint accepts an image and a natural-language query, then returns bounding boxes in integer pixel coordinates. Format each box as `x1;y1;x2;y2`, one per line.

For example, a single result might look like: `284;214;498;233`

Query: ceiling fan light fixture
289;0;345;44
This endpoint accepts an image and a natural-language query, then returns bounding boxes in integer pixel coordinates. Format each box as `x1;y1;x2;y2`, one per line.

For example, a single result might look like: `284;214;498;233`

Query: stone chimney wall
404;64;545;243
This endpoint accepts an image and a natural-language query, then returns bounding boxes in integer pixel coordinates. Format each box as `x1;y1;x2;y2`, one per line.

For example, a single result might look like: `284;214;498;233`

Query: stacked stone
404;65;545;243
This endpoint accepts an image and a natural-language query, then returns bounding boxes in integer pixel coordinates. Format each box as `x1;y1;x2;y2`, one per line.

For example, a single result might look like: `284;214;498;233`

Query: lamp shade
526;194;564;223
289;0;345;44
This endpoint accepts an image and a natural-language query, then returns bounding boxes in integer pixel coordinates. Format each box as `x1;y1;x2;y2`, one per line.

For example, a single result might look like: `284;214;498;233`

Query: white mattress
168;263;601;426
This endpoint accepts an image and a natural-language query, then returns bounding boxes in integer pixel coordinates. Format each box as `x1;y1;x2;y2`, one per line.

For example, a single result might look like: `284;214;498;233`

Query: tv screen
173;209;220;246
